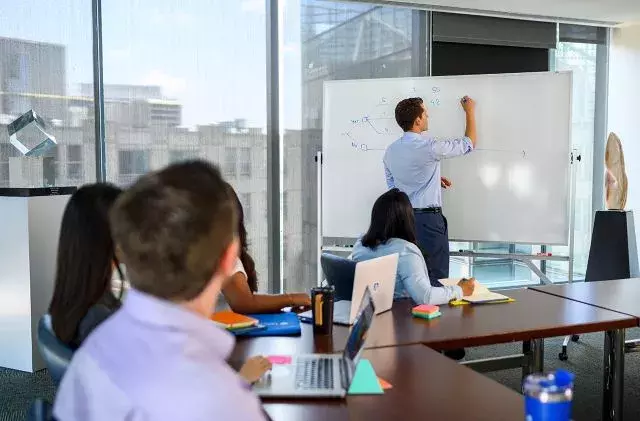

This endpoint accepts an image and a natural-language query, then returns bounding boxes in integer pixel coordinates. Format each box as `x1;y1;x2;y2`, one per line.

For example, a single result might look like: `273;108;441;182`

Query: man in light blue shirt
383;96;477;281
53;161;268;421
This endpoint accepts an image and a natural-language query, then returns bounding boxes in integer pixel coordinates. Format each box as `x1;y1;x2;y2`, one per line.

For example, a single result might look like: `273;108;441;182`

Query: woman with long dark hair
222;184;310;313
352;188;474;305
49;183;124;348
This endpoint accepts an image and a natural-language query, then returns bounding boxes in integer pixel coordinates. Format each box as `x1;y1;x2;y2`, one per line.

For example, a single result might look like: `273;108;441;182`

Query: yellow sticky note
448;299;469;306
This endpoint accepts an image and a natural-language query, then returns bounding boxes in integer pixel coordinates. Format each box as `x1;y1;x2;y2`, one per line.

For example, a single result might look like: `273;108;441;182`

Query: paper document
440;278;511;303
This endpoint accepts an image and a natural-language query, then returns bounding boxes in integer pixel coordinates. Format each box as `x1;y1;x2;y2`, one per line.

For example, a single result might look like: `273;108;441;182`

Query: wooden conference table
530;278;640;421
253;345;524;421
530;278;640;318
232;287;636;421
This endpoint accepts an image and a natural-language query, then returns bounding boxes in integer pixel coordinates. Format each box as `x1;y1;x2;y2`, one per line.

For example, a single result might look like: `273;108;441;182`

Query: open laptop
254;286;376;398
299;253;398;325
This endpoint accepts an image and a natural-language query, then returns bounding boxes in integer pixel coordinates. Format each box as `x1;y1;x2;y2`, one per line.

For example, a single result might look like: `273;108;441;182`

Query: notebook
440;278;511;304
242;312;302;337
230;324;267;336
210;310;258;330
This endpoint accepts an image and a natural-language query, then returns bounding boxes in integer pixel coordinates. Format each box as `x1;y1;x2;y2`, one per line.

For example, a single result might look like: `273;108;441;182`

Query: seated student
221;183;311;313
352;188;474;305
49;183;124;349
54;161;269;421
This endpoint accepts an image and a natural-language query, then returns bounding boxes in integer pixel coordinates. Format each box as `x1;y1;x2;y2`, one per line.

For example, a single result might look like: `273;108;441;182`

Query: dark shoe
443;348;466;360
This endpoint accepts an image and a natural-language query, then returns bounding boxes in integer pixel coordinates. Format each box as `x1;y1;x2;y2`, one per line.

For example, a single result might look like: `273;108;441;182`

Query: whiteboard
322;72;572;245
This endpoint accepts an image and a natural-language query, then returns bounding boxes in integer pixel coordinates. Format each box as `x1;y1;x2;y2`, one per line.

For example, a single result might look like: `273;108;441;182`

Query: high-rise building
283;3;413;292
80;84;182;128
0;37;66;120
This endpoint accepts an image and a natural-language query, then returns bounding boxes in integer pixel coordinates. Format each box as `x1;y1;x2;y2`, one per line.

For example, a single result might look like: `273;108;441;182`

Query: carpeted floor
2;329;640;421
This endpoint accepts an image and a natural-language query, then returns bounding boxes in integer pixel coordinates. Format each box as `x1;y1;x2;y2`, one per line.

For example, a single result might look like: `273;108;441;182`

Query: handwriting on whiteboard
341;86;528;159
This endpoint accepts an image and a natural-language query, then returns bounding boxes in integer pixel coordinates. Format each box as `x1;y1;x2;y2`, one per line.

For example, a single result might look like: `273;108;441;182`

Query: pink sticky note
267;355;292;365
413;304;439;314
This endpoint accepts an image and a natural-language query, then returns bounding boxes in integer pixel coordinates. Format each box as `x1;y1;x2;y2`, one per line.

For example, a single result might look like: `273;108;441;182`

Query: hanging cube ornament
7;109;57;157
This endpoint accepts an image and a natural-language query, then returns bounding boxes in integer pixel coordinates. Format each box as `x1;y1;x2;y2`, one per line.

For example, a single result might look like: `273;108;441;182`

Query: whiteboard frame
321;71;573;246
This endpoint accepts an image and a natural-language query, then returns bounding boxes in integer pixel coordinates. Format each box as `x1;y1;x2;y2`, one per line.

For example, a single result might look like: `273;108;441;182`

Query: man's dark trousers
414;210;449;282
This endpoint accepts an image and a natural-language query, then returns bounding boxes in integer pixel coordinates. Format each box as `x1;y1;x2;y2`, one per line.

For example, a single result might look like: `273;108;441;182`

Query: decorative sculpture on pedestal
605;132;627;210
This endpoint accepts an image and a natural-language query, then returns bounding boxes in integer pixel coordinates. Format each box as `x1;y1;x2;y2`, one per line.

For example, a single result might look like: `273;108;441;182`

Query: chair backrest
37;314;74;387
321;253;357;301
27;399;54;421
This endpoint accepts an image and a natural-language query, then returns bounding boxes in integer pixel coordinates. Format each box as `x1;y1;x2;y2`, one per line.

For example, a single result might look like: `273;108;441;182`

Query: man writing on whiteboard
383;96;476;282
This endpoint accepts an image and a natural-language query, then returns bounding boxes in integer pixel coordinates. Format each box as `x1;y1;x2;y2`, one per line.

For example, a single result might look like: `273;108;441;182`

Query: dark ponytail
226;183;259;292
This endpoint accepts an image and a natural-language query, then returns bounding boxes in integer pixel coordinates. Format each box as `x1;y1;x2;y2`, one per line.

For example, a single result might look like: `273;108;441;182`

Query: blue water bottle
523;369;574;421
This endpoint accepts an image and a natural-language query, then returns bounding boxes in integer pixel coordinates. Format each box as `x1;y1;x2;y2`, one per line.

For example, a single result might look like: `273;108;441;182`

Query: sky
0;0;307;130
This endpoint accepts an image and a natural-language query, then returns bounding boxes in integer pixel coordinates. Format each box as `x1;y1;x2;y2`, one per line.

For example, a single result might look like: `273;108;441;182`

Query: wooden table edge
527;286;640;323
418;318;638;350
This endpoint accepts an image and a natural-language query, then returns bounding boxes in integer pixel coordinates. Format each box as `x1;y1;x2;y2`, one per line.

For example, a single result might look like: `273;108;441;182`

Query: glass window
0;0;96;187
224;147;238;178
548;40;598;281
239;147;251;177
102;0;268;291
240;193;252;223
283;0;417;293
66;144;83;180
118;150;150;184
169;149;193;163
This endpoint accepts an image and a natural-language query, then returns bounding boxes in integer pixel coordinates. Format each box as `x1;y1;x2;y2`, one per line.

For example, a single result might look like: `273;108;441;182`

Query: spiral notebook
440;278;512;304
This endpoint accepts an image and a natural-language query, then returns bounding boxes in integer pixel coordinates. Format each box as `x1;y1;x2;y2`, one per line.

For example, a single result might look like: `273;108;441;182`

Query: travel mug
310;286;334;335
523;369;574;421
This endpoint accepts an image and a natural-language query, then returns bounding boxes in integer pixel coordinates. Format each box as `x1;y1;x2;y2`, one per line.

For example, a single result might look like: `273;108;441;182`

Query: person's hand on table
457;277;476;297
440;176;452;189
239;356;272;384
287;293;311;308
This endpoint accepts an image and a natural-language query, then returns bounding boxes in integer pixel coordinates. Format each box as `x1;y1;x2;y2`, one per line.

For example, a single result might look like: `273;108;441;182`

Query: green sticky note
348;359;384;395
412;311;441;320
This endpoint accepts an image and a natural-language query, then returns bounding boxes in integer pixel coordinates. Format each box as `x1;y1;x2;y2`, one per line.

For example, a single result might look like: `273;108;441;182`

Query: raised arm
461;96;477;147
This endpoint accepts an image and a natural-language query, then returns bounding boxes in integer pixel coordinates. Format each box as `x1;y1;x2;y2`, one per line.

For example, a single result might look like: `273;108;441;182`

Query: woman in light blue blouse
352;188;474;305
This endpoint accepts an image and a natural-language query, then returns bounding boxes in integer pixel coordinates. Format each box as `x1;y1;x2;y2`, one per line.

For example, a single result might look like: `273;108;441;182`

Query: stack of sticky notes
210;310;259;331
411;304;441;320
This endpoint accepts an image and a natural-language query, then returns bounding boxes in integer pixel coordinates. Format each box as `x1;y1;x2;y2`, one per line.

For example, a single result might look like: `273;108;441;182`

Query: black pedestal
585;210;639;282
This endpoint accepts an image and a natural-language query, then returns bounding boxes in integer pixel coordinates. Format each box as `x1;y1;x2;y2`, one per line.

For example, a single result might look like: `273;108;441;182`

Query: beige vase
605;132;628;210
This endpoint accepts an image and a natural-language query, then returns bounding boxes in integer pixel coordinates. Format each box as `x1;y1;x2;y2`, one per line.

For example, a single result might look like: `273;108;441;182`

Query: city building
0;37;300;289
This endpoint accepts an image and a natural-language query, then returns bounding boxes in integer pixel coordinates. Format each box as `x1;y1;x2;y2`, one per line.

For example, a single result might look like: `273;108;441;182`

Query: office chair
559;210;640;361
37;314;74;386
320;253;357;301
27;399;54;421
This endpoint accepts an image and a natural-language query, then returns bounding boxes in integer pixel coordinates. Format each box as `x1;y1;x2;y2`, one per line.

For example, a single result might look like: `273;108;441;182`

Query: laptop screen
342;286;376;365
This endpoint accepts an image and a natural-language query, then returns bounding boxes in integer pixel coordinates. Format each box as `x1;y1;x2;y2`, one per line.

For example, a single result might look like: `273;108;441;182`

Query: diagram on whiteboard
340;85;528;159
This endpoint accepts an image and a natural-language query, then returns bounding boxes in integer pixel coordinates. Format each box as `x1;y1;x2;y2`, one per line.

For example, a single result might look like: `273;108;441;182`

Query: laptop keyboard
295;357;334;390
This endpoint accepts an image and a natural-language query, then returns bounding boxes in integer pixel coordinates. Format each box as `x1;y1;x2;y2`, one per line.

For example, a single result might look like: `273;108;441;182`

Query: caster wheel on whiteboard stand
558;347;569;362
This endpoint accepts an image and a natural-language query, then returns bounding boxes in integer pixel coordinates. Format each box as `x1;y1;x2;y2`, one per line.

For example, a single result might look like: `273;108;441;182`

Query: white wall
608;24;640;260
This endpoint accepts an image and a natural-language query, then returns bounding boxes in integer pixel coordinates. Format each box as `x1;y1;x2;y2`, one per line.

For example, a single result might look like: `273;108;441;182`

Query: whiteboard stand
450;251;569;285
318;149;579;286
316;151;323;287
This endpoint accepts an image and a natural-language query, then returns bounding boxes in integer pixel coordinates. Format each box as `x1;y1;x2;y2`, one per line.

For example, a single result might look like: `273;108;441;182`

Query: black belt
414;207;442;214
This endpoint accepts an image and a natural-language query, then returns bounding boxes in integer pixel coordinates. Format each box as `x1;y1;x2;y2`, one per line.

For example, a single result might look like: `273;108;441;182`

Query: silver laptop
254;286;376;398
300;253;397;325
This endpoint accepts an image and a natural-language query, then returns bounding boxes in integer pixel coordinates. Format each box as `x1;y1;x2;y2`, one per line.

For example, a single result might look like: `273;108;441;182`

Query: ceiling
375;0;640;25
